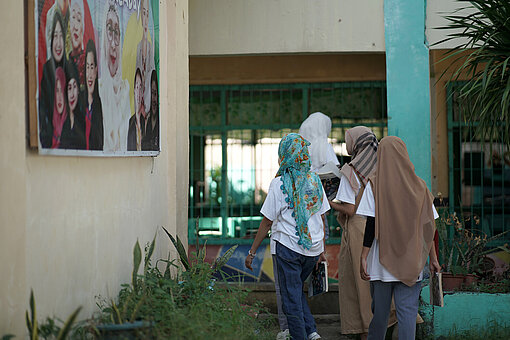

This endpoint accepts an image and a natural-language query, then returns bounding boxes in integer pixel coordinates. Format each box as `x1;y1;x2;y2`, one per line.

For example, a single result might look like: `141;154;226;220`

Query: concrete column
384;0;431;187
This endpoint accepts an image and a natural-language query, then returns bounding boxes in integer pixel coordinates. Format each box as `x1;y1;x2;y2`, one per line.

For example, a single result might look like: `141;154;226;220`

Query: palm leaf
436;0;510;147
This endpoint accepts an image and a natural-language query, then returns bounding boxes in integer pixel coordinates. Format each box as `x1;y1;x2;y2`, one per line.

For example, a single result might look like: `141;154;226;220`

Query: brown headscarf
370;136;436;287
340;126;378;194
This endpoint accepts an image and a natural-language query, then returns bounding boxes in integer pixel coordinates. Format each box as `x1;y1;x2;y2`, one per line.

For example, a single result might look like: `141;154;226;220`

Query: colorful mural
188;244;341;283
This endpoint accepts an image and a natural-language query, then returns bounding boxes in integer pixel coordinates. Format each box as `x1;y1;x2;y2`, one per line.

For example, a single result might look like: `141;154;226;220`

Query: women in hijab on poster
99;0;131;152
51;67;68;149
142;69;159;151
60;61;86;149
39;12;66;148
44;0;70;66
136;0;155;111
359;136;441;340
128;68;145;151
68;0;86;87
84;39;104;151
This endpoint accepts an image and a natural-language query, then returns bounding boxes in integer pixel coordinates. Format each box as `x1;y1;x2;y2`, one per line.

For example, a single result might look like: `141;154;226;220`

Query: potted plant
436;202;509;291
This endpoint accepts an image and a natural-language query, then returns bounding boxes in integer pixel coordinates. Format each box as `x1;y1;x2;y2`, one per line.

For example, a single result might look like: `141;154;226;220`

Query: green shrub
95;229;274;339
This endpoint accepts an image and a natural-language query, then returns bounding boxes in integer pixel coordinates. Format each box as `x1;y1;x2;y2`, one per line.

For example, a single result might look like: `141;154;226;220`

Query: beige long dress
337;181;397;334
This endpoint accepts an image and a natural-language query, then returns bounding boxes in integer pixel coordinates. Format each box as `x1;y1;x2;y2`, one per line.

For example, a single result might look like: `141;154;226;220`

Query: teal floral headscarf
277;133;323;249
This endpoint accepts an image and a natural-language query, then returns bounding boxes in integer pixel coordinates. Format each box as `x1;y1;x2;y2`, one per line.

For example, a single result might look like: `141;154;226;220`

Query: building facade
0;0;189;336
187;0;509;281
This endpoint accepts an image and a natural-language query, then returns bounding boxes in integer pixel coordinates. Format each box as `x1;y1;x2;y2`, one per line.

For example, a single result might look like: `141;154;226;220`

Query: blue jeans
276;241;319;340
273;255;289;331
368;280;422;340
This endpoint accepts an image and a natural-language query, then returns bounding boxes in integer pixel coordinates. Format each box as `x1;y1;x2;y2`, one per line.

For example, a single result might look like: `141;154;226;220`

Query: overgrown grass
94;236;275;339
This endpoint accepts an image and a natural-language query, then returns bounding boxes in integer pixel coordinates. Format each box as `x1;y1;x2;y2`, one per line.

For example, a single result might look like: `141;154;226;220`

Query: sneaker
276;329;290;340
308;331;321;340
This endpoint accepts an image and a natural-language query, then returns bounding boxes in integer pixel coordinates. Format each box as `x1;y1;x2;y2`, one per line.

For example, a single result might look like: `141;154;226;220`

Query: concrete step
221;283;357;339
239;282;340;315
262;314;349;340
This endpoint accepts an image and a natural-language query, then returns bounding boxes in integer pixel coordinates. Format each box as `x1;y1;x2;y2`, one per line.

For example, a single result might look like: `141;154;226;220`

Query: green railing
189;82;388;244
447;84;510;243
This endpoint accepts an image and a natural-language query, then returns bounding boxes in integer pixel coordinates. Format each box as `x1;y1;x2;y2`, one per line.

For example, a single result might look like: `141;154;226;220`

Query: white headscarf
299;112;339;171
99;0;130;152
70;0;85;50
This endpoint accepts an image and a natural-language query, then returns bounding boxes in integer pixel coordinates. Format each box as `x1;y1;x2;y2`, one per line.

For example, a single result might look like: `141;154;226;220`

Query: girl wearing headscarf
298;112;339;173
329;126;393;339
245;133;330;340
51;67;68;149
60;60;85;149
99;0;130;152
359;136;441;340
39;12;66;148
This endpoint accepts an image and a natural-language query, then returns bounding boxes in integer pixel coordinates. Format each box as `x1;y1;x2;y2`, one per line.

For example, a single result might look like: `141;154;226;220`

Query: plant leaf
162;226;190;271
28;290;37;340
129;295;146;322
56;307;81;340
111;300;122;324
198;240;208;262
144;233;157;275
132;240;142;290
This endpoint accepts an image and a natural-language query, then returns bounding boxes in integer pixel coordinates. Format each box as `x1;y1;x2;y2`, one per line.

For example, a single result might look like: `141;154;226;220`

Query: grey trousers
273;255;289;330
368;280;421;340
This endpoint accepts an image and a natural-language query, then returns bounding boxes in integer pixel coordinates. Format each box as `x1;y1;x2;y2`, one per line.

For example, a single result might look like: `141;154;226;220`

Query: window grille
447;84;510;244
189;82;388;244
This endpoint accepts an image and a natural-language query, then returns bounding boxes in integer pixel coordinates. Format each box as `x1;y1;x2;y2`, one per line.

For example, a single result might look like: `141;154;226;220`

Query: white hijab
70;0;85;50
299;112;339;171
99;0;130;152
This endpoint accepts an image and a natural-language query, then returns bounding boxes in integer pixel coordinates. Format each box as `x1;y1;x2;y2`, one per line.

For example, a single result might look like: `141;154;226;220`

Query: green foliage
24;290;81;340
437;0;510;147
97;229;273;339
461;278;510;293
26;290;38;340
132;240;142;290
162;226;190;271
435;202;509;275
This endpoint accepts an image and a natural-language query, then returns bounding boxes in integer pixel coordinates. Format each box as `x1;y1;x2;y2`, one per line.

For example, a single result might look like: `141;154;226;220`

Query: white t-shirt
262;176;330;257
335;175;360;205
357;182;439;282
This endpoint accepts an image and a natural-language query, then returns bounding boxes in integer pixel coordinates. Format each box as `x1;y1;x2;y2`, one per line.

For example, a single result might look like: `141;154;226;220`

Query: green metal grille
447;84;510;243
189;82;388;244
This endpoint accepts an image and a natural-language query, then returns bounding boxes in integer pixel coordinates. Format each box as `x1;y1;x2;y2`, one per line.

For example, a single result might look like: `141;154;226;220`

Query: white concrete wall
0;0;188;337
426;0;473;49
189;0;386;55
189;0;471;56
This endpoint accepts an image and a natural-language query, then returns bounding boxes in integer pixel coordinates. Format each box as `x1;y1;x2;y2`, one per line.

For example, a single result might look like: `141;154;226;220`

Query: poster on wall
35;0;160;156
